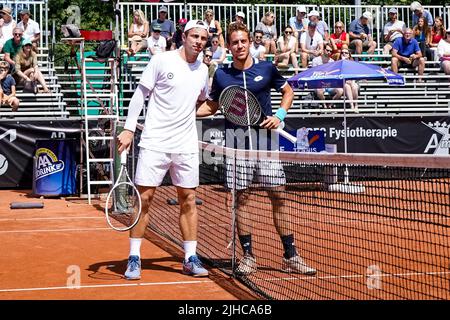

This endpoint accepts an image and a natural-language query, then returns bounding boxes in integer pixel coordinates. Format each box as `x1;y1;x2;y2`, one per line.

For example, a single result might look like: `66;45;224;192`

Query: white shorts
134;148;199;188
226;158;286;190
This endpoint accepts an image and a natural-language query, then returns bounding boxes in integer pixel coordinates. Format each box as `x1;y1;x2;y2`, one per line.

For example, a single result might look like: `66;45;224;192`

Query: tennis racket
219;85;297;144
105;151;142;231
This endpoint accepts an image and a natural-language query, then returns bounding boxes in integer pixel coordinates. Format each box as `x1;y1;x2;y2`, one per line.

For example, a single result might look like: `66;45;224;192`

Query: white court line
0;217;103;222
0;227;111;234
0;280;213;293
257;271;450;283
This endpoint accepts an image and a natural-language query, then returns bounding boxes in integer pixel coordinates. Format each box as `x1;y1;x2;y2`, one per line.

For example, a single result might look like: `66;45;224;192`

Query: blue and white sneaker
182;255;209;277
124;255;141;280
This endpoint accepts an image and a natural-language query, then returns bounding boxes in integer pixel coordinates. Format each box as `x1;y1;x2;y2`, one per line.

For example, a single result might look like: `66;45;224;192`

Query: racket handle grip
275;127;297;144
120;151;127;165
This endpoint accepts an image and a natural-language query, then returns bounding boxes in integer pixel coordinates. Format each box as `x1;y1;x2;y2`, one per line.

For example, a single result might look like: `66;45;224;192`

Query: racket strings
220;87;261;126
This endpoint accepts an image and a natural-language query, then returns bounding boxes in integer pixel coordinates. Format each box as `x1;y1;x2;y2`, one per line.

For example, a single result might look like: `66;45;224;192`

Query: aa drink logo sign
35;148;65;180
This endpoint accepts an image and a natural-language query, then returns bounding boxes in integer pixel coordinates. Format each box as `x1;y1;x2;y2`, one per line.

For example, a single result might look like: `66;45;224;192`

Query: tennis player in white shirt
117;19;210;280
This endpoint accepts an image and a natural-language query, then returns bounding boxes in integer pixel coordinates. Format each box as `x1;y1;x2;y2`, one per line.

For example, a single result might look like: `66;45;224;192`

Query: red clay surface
0;190;244;300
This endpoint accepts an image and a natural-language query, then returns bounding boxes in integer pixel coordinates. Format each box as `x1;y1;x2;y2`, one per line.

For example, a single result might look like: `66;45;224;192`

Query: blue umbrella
287;60;404;155
287;59;405;89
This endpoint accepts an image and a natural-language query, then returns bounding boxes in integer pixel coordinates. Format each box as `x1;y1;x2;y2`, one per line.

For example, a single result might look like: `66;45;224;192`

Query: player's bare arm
196;99;219;117
260;84;294;129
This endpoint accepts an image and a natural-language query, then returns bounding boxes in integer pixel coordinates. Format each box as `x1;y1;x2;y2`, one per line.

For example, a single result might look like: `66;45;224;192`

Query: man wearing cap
307;10;329;43
383;8;406;54
391;28;425;81
411;1;433;27
0;6;16;53
299;21;324;68
117;19;211;280
3;27;25;71
233;11;246;25
151;6;175;51
289;5;308;42
147;23;166;58
349;11;377;56
17;9;40;52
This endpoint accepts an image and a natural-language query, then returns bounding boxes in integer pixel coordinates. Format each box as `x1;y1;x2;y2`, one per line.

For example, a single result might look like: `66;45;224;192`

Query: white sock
129;238;142;257
183;240;197;261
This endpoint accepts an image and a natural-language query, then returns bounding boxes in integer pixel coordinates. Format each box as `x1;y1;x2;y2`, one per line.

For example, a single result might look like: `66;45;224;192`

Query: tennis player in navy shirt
197;22;316;276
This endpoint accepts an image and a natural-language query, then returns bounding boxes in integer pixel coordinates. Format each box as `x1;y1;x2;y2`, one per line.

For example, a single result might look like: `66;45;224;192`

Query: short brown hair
227;22;250;44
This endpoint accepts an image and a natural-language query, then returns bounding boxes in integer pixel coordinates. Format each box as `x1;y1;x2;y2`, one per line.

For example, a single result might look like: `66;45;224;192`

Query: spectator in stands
340;49;359;112
17;9;40;52
299;21;324;68
330;21;349;60
429;16;446;60
383;8;406;54
202;48;215;89
151;5;175;51
255;11;277;55
3;27;25;71
233;11;246;26
349;11;377;57
250;30;266;61
413;16;432;61
410;1;433;27
0;6;16;53
0;61;19;111
172;18;187;50
14;38;49;93
289;5;308;43
307;10;329;43
208;35;226;67
437;29;450;75
391;28;425;82
204;9;224;48
312;45;343;108
127;9;149;56
275;26;299;74
147;23;166;58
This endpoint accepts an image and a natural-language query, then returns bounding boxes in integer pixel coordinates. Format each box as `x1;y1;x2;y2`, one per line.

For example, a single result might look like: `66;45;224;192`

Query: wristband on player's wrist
274;108;287;122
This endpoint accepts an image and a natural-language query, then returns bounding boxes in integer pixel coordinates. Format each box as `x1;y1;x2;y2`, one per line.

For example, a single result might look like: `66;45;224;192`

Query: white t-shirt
250;43;266;59
277;35;297;52
0;19;16;44
437;39;450;59
17;19;40;40
125;50;209;154
300;31;323;51
312;56;334;67
383;20;406;42
147;35;166;57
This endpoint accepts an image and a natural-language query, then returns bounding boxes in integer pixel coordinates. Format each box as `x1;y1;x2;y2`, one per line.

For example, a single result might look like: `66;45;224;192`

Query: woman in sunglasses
275;26;299;74
330;21;349;60
255;11;277;54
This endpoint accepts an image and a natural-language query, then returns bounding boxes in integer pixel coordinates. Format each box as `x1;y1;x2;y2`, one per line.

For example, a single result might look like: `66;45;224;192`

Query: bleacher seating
0;49;67;119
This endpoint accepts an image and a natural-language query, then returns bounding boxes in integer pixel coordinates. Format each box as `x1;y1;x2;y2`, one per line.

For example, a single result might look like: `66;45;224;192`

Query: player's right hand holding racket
105;150;142;232
219;85;297;143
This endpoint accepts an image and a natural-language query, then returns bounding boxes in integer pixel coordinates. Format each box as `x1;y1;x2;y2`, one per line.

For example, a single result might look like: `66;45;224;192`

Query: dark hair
227;22;250;44
254;30;263;36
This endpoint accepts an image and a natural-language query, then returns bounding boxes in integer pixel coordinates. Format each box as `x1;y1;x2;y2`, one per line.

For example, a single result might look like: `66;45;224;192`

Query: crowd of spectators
1;6;48;112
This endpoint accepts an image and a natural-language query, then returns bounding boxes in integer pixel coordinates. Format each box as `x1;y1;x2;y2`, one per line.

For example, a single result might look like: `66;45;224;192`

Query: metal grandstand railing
116;2;450;53
1;0;49;47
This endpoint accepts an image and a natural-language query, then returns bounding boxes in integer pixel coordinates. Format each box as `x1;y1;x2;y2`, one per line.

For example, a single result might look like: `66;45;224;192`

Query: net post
230;149;238;277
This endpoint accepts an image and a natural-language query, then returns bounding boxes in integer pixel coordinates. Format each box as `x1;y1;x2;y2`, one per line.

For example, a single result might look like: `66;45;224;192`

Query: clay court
0;190;255;300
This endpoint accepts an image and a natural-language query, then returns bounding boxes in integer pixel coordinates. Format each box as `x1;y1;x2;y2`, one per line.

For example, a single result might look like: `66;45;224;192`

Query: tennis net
128;136;450;299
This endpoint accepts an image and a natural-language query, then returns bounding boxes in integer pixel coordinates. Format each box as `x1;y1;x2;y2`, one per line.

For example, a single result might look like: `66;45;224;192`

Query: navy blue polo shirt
349;19;371;35
210;59;287;150
393;37;420;57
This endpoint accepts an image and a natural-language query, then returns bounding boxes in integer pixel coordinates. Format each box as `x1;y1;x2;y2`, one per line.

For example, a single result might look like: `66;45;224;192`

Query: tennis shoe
282;255;316;275
235;253;257;276
124;255;141;280
182;255;209;277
